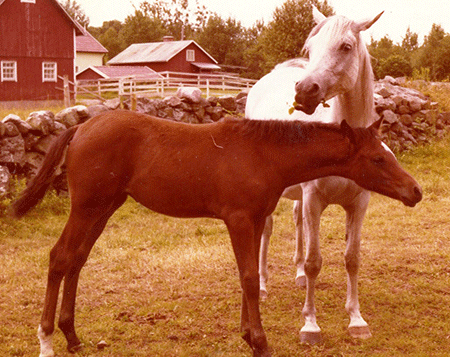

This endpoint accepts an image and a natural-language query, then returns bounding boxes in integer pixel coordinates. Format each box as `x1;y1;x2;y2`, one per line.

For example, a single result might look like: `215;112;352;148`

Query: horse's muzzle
294;79;323;115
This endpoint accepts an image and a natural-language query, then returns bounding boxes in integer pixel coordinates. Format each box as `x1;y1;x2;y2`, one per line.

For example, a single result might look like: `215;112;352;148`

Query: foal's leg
226;212;270;357
38;195;127;357
344;190;372;339
258;215;273;300
292;199;306;287
300;190;326;345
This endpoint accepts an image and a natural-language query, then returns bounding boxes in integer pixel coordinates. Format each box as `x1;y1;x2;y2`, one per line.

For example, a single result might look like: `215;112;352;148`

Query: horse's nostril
309;83;320;94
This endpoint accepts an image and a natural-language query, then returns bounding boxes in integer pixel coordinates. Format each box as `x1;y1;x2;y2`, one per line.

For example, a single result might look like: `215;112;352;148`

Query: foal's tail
11;125;79;218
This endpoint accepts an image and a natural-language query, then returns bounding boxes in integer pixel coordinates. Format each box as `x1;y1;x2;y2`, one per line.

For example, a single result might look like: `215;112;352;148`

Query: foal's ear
312;5;327;24
340;120;356;144
353;11;384;32
369;118;383;131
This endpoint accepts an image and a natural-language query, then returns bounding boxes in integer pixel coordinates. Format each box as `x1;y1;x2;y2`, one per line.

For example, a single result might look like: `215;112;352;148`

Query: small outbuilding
107;37;221;74
76;66;163;81
76;27;108;74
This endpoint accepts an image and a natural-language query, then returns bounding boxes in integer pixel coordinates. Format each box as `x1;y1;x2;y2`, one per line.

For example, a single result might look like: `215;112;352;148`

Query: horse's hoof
348;325;372;339
260;289;268;301
39;351;55;357
295;275;306;288
253;349;272;357
67;342;84;353
300;331;323;345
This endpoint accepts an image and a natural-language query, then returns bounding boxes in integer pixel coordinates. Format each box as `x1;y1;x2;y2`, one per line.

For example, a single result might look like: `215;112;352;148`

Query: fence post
63;75;70;107
206;79;210;98
119;78;124;108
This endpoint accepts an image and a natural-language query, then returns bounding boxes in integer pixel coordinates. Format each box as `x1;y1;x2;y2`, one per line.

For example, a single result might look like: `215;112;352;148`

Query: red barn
0;0;83;102
107;38;221;74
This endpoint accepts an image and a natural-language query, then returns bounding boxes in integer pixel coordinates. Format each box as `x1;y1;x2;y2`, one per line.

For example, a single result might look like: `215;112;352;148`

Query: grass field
1;109;450;356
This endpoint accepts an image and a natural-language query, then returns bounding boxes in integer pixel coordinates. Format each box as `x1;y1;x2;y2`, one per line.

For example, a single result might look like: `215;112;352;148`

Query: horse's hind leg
292;199;306;287
39;194;127;356
344;191;371;339
258;215;273;300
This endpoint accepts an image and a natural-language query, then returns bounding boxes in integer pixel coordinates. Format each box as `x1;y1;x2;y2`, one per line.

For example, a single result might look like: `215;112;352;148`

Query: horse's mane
224;118;343;144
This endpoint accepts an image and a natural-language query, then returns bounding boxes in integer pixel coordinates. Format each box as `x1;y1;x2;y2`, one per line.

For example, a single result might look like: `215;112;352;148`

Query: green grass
1;136;450;357
0;103;66;121
1;89;450;356
405;80;450;112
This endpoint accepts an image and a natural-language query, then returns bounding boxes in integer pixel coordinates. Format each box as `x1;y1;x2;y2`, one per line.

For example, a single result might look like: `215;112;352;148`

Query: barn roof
77;65;163;79
107;40;218;65
77;28;108;53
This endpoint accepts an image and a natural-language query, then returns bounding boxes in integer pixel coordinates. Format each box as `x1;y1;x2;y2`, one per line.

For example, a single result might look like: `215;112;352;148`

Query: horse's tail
10;125;79;218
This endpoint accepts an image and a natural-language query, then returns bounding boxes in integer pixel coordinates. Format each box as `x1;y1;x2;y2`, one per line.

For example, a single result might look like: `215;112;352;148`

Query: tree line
63;0;450;81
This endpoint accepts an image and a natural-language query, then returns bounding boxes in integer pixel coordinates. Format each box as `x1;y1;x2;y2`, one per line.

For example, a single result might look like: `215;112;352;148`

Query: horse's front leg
259;215;273;300
300;190;326;345
344;190;372;339
292;199;306;287
226;212;271;357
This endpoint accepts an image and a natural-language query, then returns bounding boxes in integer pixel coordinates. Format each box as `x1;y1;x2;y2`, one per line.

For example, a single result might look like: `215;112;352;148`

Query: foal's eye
372;156;385;165
340;43;353;52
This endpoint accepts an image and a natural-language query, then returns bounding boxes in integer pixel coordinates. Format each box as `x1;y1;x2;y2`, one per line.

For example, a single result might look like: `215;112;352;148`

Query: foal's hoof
295;275;306;288
300;331;323;345
67;342;84;353
348;325;372;339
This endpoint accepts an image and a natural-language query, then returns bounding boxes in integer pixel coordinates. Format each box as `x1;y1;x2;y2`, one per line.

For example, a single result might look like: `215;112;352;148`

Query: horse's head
342;120;422;207
294;7;383;115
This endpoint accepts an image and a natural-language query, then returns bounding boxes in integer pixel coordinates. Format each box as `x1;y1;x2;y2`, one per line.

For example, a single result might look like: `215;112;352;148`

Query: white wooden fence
76;71;258;100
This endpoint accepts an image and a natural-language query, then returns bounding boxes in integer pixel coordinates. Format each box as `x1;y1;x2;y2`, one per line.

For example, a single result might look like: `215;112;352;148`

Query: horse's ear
340;120;356;144
312;5;327;24
353;11;384;32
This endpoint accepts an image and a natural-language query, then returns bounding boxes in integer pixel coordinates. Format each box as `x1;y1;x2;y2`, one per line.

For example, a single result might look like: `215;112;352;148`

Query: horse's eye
340;43;353;52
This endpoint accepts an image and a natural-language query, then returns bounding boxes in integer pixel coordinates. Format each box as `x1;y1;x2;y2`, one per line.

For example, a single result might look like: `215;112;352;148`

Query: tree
98;27;124;61
402;27;419;53
416;24;450;80
378;54;412;79
61;0;89;27
256;0;334;73
368;35;413;79
242;21;267;79
120;10;166;47
195;15;249;68
139;0;209;40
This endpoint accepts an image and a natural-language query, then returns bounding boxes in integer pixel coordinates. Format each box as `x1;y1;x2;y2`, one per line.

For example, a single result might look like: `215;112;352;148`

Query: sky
75;0;450;44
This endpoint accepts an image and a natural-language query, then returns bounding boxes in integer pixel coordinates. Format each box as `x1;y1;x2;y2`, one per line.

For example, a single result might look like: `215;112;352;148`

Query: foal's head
344;120;422;207
294;7;383;115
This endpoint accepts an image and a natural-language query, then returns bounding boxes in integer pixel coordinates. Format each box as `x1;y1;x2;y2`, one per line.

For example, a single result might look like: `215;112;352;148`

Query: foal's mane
225;118;343;144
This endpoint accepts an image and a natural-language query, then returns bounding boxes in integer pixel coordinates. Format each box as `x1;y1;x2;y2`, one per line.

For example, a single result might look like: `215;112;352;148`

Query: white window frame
1;61;17;82
186;49;195;62
21;0;36;3
42;62;57;82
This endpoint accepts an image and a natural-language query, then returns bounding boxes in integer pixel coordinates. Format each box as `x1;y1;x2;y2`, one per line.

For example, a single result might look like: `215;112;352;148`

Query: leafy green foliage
256;0;334;72
78;0;450;80
370;23;450;81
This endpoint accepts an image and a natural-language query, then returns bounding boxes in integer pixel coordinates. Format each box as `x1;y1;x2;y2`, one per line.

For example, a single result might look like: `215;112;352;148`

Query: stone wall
375;76;450;151
1;83;449;200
